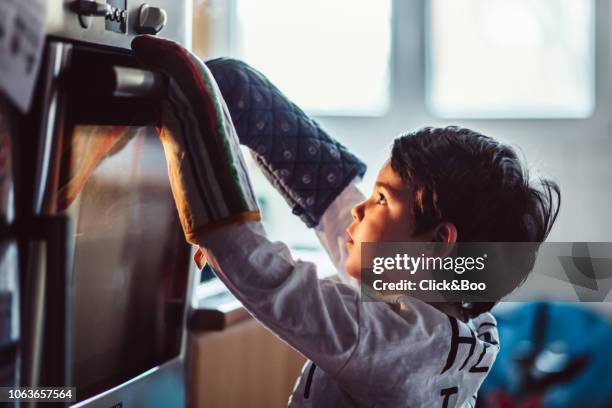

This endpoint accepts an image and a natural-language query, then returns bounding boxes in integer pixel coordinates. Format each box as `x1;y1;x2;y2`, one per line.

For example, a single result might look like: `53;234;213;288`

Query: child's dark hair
390;126;561;317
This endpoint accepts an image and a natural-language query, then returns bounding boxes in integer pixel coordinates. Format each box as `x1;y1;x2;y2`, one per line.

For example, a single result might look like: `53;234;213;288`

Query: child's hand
131;35;260;244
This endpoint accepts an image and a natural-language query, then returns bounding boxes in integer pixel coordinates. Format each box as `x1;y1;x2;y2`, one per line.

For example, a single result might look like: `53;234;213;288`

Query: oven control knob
137;4;167;35
70;0;110;16
70;0;111;29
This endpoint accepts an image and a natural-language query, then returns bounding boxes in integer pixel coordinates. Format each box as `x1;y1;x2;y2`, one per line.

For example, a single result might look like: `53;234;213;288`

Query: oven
17;1;195;407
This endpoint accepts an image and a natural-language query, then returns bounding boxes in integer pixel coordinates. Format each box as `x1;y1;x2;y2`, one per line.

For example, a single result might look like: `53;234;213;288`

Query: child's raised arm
206;59;367;283
197;221;361;376
314;183;365;284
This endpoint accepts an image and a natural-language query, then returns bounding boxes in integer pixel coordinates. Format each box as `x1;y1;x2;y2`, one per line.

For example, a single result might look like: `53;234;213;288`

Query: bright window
428;0;595;118
234;0;392;115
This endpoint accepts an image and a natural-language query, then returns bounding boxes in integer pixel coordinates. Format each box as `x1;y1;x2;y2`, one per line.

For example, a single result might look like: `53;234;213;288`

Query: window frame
209;0;607;122
316;0;610;141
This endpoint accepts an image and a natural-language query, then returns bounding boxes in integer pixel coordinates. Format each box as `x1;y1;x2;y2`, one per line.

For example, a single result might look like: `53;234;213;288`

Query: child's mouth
346;230;355;249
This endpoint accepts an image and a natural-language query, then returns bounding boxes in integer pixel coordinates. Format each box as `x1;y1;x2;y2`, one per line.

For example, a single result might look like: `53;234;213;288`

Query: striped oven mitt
131;35;260;244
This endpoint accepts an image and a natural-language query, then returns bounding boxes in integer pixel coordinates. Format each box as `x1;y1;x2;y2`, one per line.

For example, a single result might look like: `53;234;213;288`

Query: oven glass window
0;98;18;387
58;125;189;401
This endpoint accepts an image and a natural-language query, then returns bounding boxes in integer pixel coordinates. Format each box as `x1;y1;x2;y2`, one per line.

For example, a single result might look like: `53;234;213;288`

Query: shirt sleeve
196;220;361;376
313;183;365;286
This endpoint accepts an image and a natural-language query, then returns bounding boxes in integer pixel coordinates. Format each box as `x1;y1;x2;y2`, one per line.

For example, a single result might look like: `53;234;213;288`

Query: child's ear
430;223;458;257
433;222;458;244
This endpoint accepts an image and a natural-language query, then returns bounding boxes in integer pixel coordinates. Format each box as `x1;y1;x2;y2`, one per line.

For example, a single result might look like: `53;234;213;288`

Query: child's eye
376;193;387;205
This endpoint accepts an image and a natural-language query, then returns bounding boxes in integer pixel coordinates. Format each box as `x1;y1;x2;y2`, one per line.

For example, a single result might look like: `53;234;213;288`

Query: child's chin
344;255;362;281
345;266;361;281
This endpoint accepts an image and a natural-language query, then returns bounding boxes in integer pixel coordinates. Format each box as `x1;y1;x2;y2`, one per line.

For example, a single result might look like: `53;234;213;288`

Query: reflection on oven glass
59;125;189;401
0;97;18;387
0;99;15;224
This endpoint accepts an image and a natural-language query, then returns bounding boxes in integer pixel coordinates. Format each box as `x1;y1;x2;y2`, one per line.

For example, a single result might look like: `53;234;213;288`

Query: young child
131;36;560;407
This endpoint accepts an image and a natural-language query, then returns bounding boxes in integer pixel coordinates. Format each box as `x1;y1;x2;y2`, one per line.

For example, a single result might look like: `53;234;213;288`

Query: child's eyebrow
375;182;402;199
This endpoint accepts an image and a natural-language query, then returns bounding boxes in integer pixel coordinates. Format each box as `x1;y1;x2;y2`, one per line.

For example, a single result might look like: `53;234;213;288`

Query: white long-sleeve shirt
197;185;499;407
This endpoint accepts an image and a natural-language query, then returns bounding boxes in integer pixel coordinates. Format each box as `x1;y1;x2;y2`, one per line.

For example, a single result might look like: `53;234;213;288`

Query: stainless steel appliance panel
45;0;191;50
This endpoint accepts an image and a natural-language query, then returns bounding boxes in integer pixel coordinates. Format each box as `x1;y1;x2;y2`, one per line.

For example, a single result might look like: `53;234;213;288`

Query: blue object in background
480;302;612;408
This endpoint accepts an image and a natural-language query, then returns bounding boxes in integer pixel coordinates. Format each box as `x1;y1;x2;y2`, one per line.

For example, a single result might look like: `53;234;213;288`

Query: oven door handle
111;66;166;98
64;64;168;99
64;61;169;126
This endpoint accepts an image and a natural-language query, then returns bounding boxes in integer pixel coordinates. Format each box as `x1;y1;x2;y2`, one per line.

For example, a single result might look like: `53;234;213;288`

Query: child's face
345;162;430;280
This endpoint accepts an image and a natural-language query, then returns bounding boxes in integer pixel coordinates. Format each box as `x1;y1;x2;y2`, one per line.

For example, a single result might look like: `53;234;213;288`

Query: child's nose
351;201;365;222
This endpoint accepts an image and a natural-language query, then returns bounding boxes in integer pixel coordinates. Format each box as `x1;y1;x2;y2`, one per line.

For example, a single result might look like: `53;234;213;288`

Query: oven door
24;40;194;407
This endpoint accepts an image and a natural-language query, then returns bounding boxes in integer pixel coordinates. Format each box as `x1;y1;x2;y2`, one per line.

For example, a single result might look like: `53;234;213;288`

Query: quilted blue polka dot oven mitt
205;58;367;228
131;36;261;244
